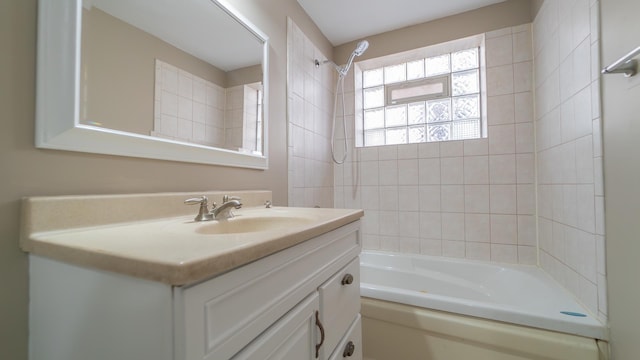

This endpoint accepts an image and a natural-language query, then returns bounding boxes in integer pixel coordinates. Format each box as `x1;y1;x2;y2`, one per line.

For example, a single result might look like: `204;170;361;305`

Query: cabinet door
318;257;360;357
232;292;321;360
328;315;362;360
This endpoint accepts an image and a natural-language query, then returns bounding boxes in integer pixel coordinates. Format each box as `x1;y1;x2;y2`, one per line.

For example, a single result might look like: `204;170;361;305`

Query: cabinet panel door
232;292;320;360
328;315;362;360
319;257;360;356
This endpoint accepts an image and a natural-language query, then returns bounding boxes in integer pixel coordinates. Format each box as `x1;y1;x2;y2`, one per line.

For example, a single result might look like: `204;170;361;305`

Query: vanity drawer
176;221;361;360
328;315;362;360
319;257;360;357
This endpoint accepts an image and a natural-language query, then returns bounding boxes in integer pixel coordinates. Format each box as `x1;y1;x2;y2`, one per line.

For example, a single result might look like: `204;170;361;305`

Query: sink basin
195;216;315;235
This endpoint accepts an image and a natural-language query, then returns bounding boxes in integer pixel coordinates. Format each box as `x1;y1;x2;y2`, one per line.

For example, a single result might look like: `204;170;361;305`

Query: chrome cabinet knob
341;273;354;285
342;341;355;357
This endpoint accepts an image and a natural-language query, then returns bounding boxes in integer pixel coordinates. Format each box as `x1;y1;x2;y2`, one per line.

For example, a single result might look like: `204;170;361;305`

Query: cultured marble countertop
20;191;364;286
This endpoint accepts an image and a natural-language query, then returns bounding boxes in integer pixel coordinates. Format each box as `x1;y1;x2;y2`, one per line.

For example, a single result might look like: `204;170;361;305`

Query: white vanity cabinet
28;220;362;360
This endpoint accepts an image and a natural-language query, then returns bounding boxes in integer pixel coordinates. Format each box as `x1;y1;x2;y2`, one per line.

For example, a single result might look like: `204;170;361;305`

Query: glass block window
361;47;483;147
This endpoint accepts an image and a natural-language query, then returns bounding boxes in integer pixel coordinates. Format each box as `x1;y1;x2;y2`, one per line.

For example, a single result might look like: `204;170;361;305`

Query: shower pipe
314;40;369;164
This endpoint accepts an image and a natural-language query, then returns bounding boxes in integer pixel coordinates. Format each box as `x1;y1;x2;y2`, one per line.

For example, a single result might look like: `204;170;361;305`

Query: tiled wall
533;0;606;320
333;25;537;265
153;60;225;147
287;19;335;208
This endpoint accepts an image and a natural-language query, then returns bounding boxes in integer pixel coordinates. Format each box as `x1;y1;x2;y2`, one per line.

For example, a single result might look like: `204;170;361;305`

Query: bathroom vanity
21;191;364;360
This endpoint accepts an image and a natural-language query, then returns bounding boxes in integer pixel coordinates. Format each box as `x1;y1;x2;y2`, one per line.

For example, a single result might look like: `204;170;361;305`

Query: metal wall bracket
602;46;640;78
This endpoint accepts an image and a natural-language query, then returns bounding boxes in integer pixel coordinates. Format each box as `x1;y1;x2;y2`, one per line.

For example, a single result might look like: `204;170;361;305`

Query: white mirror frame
36;0;269;169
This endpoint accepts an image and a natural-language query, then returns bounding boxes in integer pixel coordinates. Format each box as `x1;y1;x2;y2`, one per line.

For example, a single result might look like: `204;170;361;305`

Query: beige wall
601;0;640;357
334;0;531;65
0;0;330;358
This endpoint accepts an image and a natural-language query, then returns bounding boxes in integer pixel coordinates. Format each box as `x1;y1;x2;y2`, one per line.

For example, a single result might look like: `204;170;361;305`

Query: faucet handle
184;196;213;222
184;196;208;206
222;195;242;203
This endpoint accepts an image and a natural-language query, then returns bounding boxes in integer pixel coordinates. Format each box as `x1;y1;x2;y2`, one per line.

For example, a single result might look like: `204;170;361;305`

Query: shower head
339;39;369;77
353;40;369;56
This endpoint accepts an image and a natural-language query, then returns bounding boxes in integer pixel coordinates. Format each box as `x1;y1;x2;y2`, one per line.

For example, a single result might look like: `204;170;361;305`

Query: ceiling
297;0;507;46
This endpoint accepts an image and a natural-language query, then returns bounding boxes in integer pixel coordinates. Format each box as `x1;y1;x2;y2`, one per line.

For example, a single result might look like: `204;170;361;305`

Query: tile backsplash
334;25;536;266
533;0;605;321
287;19;335;208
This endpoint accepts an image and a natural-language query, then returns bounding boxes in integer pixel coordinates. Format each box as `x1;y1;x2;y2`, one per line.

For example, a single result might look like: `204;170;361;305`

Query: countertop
20;191;364;285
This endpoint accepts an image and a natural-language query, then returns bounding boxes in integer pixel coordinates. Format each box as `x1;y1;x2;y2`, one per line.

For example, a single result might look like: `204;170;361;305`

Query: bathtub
359;251;609;360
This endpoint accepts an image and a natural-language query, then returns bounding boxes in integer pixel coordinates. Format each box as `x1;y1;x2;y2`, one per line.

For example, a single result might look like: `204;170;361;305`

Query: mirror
36;0;269;169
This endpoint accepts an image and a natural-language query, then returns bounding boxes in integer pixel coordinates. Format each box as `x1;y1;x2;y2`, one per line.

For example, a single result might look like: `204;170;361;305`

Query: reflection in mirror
80;0;265;155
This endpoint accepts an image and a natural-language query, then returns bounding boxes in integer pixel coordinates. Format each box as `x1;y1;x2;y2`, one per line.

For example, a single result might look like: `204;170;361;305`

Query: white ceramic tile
561;142;577;184
358;147;379;161
513;27;533;62
597;272;607;316
486;27;512;39
490;214;518;244
489;154;517;184
574;81;593;138
161;91;178;116
419;185;441;212
442;213;465;241
379;186;399;211
515;123;534;154
518;245;537;265
378;160;398;185
464;185;490;213
441;185;465;213
440;140;464;157
516;184;535;215
563;184;578;228
516;154;535;184
160;114;178;137
397;144;418;159
490;184;517;214
463;138;489;156
379;235;399;252
419;212;442;239
514;92;534;123
420;239;442;256
379;145;398;160
576;136;594;183
360;161;380;186
419;158;441;185
440;157;464;184
579;276;598;316
361;210;380;235
577;184;595;233
398;159;419;185
442;240;465;258
399;211;420;238
379;210;399;236
487;94;515;125
517;215;536;246
465;213;490;242
514;61;533;93
177;118;193;140
488;124;516;155
360;186;380;210
491;244;518;263
398;186;420;212
398;237;421;254
466;242;491;261
418;142;440;158
464;156;489;184
362;234;381;250
487;64;515;96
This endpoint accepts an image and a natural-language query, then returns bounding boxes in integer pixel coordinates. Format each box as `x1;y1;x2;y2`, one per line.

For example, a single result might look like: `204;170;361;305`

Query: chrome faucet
184;196;214;222
213;198;242;220
185;195;242;221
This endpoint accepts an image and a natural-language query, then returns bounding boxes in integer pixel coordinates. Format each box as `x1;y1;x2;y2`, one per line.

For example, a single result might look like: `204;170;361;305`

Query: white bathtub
360;251;608;360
